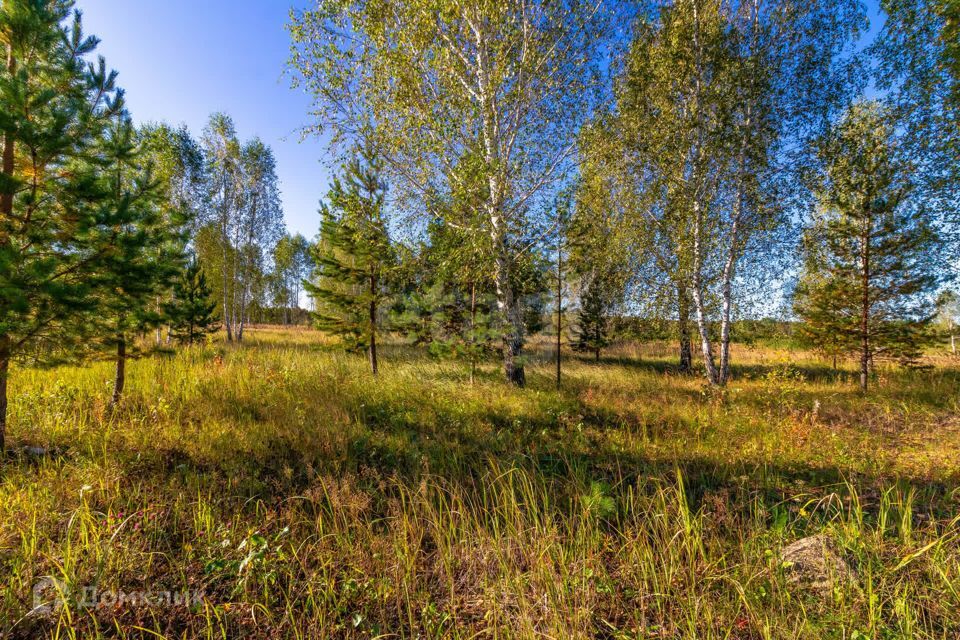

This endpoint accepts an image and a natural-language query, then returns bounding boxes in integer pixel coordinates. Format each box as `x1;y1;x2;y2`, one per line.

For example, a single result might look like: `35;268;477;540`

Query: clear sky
77;0;329;240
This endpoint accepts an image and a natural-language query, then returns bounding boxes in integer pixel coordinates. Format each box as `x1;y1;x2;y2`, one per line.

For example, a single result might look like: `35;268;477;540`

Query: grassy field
1;326;959;639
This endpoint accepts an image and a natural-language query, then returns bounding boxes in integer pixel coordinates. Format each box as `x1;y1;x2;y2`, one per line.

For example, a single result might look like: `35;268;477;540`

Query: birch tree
873;0;960;278
272;233;312;324
201;113;243;341
200;118;284;341
711;0;864;384
289;0;612;386
615;0;737;384
234;138;284;341
139;123;205;343
604;0;862;385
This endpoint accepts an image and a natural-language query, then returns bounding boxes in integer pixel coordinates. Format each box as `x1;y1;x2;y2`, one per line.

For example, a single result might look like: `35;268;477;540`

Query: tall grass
1;327;958;638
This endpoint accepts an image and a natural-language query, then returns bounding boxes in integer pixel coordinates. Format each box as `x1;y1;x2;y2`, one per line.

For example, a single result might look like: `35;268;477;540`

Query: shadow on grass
57;367;957;527
12;335;958;523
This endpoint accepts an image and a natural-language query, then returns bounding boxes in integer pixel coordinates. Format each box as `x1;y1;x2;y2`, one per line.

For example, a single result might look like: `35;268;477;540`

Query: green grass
1;326;959;638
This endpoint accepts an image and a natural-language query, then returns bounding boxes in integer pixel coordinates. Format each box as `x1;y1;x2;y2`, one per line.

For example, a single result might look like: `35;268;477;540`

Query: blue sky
78;0;329;239
77;0;885;243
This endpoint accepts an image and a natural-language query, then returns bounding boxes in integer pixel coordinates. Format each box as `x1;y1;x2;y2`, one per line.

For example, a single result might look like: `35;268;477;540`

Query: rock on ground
780;534;856;592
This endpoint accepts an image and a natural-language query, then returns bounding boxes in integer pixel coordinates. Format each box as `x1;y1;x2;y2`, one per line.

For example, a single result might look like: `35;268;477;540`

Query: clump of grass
1;327;959;638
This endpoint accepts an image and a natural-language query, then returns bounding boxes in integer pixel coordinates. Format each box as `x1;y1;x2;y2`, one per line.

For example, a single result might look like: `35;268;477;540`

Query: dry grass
1;326;959;638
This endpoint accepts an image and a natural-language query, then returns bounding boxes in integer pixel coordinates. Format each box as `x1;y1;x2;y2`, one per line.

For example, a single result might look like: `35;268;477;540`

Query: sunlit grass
1;326;959;638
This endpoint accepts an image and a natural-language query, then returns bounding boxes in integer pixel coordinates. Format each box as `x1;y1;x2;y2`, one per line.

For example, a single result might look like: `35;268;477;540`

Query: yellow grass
1;326;959;638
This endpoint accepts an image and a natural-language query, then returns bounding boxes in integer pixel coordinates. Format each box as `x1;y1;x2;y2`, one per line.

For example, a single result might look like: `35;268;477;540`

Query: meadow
1;326;959;639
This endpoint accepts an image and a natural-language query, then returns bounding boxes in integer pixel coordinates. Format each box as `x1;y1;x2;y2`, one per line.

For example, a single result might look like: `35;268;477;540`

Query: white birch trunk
691;199;720;385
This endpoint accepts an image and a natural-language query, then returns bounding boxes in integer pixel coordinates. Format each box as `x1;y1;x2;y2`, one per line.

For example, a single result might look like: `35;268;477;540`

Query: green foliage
306;145;395;354
934;289;960;350
138;122;205;224
392;215;551;376
874;0;960;208
270;232;312;323
511;247;552;338
165;258;219;345
397;281;500;365
567;174;629;362
794;101;943;373
0;1;125;363
573;273;615;361
91;110;187;360
196;114;285;340
289;0;614;385
390;221;501;377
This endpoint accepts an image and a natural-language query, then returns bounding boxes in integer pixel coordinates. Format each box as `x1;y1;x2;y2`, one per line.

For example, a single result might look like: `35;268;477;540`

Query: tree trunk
688;3;720;386
0;337;9;455
0;50;15;454
496;260;525;387
1;47;14;224
491;222;525;387
294;279;301;324
237;293;246;341
718;0;757;387
470;282;477;385
222;254;233;342
231;235;241;342
369;273;378;376
952;334;956;355
236;275;248;342
556;244;562;388
112;335;126;405
859;329;869;391
718;216;740;386
155;297;162;345
860;215;871;392
475;21;524;388
691;202;720;385
677;284;692;373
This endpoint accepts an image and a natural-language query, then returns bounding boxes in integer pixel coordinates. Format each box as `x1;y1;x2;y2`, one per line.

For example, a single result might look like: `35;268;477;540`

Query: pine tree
793;223;858;369
165;258;219;345
567;178;626;365
794;101;943;390
95;109;186;406
306;146;395;375
573;273;615;362
0;2;125;451
395;280;500;376
390;220;500;382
